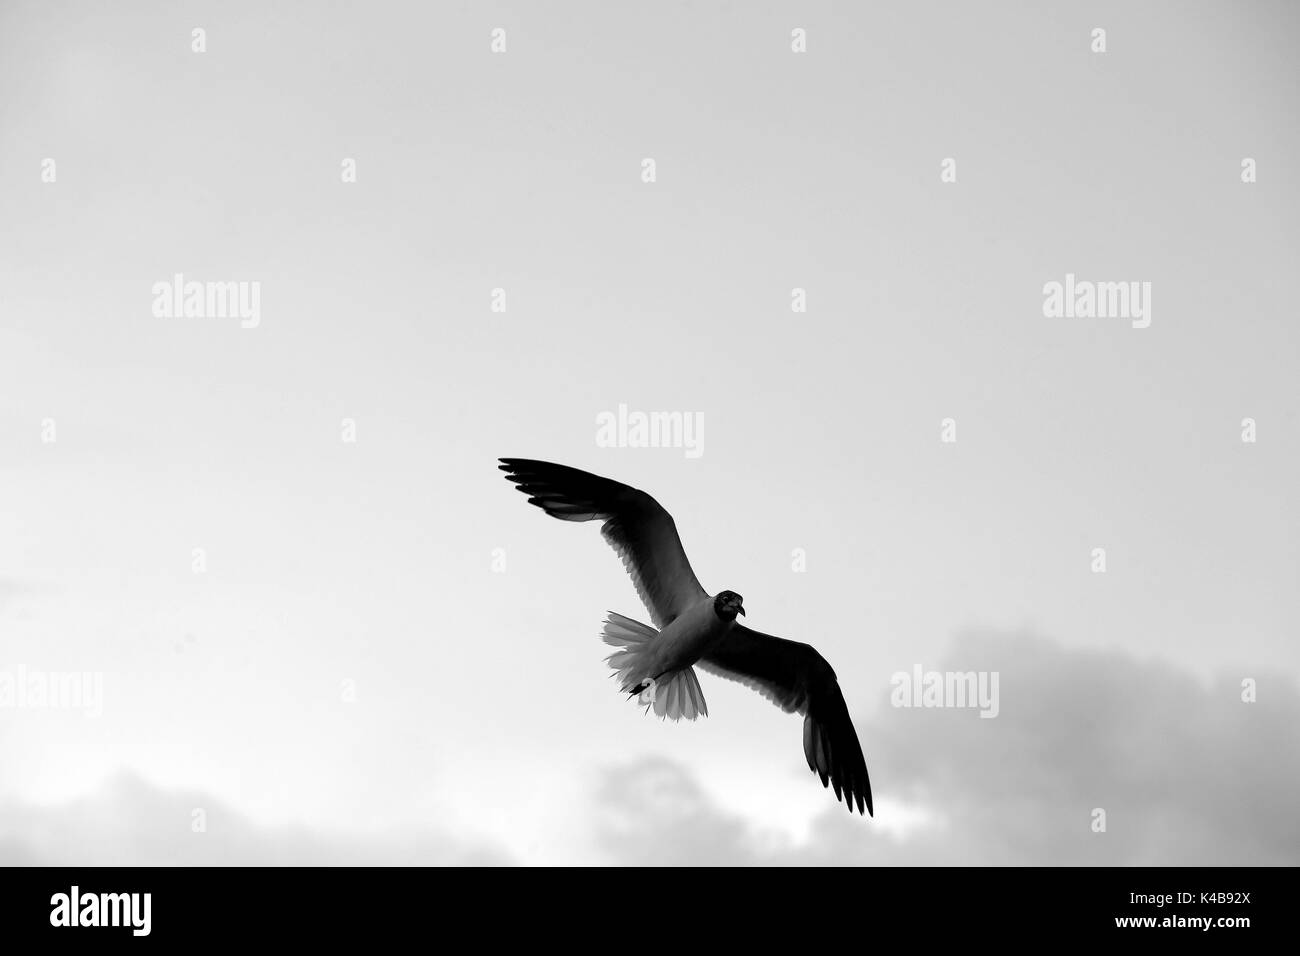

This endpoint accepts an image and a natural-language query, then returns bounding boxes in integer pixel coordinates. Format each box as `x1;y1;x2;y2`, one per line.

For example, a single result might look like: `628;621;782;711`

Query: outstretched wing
700;625;873;816
498;458;707;628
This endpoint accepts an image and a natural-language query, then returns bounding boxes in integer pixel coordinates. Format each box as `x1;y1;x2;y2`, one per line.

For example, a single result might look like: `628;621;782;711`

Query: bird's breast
656;600;732;669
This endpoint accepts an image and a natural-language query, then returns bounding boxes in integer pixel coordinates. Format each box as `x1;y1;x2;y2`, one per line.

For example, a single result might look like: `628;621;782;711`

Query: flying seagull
498;458;873;816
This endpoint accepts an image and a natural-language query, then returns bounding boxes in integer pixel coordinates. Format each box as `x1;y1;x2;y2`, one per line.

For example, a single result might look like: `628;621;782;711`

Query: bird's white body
601;606;715;721
640;595;734;677
601;595;735;721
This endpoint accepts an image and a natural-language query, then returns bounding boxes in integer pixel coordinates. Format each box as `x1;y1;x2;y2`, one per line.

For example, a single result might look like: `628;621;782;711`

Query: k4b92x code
1199;893;1251;904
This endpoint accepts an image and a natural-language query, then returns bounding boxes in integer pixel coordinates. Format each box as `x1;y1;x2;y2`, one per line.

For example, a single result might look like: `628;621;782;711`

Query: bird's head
714;590;746;621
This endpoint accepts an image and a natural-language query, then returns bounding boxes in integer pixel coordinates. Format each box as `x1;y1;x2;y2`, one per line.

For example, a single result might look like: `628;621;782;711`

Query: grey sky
1;1;1296;864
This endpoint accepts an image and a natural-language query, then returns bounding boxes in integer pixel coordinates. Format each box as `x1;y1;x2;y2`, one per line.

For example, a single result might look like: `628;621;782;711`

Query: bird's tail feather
601;613;708;721
645;667;708;721
602;613;658;691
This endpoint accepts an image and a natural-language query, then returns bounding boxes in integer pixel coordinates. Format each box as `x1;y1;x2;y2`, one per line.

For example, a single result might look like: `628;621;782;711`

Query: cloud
592;632;1300;865
4;632;1293;866
0;772;513;866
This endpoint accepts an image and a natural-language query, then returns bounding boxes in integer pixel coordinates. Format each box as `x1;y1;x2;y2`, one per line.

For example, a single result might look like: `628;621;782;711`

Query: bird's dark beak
737;605;746;616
